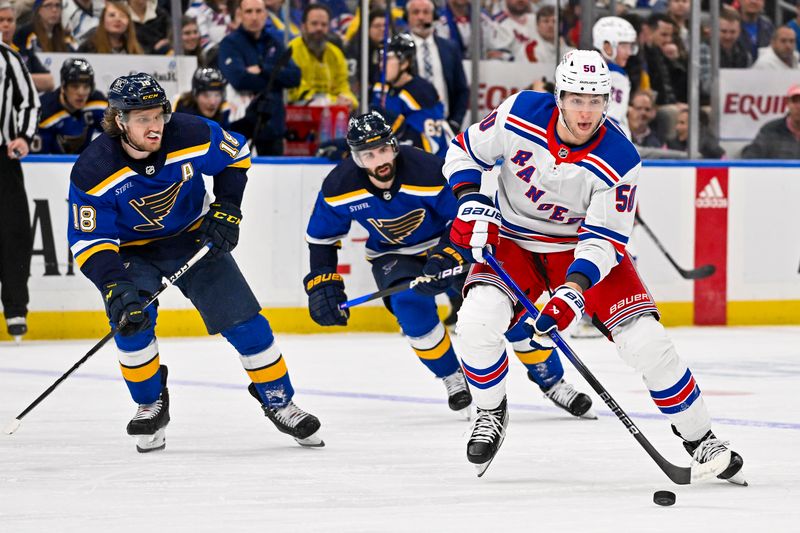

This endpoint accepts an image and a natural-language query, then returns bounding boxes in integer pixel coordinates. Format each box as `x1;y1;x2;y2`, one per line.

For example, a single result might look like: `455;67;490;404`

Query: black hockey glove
103;281;150;336
303;269;349;326
198;201;241;258
413;243;467;296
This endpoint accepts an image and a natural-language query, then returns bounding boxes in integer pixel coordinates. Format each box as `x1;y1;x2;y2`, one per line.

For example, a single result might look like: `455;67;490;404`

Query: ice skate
126;365;170;453
676;427;747;486
539;378;597;419
467;397;509;477
6;316;27;344
442;368;472;418
248;384;324;447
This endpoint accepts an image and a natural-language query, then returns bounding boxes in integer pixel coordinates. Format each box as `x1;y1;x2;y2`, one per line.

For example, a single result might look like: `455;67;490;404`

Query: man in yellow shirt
288;3;358;109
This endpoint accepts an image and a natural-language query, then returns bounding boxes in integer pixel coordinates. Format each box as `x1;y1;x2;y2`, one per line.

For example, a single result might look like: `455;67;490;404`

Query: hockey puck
653;490;676;506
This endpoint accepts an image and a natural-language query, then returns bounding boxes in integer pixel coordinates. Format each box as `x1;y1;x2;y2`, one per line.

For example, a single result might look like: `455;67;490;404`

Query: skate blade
579;407;598;420
135;429;166;453
295;432;325;448
456;405;475;421
725;470;748;486
13;336;22;345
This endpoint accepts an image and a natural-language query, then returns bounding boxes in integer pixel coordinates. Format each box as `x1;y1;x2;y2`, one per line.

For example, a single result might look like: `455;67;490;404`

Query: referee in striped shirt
0;40;39;341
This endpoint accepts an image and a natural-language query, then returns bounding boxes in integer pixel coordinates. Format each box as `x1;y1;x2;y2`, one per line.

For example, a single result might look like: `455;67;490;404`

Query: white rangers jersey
607;61;631;139
443;90;641;288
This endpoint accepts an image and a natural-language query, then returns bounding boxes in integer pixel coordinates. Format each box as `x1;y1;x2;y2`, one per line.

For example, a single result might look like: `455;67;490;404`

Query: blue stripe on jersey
651;369;693;399
575;161;615;187
503;122;548;150
581;223;629;245
462;129;494;169
449;168;482;190
567;258;602;287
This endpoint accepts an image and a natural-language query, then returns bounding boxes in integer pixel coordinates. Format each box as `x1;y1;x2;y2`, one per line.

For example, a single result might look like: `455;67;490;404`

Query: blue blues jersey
371;77;454;159
306;145;457;261
34;90;107;154
68;112;251;289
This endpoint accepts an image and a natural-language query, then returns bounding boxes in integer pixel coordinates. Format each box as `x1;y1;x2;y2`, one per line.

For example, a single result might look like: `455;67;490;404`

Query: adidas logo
695;176;728;208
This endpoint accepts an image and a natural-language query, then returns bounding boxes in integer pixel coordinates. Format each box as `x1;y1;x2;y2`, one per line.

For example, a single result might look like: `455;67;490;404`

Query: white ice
1;327;799;532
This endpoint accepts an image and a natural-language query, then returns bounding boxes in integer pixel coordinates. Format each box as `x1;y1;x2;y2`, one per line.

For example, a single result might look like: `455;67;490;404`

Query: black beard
367;162;395;183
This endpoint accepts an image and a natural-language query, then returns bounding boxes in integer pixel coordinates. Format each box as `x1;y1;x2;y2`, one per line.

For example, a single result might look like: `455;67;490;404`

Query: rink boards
3;157;799;340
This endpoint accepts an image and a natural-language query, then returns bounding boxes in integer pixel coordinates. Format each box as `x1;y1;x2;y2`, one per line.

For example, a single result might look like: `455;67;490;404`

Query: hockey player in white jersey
439;50;746;482
593;16;637;138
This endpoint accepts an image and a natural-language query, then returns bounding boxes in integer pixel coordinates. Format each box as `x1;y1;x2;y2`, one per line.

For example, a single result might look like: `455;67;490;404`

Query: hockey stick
340;265;467;309
483;250;728;485
634;212;715;280
3;242;213;435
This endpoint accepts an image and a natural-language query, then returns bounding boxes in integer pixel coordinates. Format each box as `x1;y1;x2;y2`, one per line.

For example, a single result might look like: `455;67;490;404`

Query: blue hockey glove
303;269;349;326
413;243;467;296
198;201;241;258
450;193;501;263
103;281;150;336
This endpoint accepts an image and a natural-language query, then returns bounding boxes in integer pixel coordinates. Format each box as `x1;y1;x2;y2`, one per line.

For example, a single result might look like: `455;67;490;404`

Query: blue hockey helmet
60;57;95;91
192;68;227;97
108;73;172;118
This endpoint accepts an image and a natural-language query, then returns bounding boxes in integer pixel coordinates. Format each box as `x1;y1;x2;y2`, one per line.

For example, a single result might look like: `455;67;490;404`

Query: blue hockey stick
483;250;726;485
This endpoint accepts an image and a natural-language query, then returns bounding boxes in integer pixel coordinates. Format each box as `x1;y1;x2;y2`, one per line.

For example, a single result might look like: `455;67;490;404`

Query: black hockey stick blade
483;251;731;485
679;263;716;280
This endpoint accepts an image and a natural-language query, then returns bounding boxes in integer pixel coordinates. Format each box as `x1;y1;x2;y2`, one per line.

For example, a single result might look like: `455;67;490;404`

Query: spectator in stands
644;13;679;105
342;0;406;48
738;0;774;62
78;1;144;54
789;1;800;53
529;5;574;64
34;57;107;154
14;0;76;53
174;67;230;127
435;0;514;60
345;8;388;96
63;0;102;44
621;12;646;92
288;3;358;109
218;0;300;154
406;0;468;133
265;0;300;39
666;107;725;159
628;89;664;148
185;0;234;50
128;0;171;54
753;26;799;69
666;0;689;49
742;84;800;158
720;7;753;68
177;15;211;66
0;2;53;92
496;0;538;62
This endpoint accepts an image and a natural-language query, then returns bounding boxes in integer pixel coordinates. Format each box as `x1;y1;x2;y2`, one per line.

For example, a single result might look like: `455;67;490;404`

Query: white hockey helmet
554;50;611;136
592;16;638;61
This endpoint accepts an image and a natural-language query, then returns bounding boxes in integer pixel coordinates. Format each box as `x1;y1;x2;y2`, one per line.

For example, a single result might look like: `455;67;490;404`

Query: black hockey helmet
347;111;399;170
385;33;417;69
60;57;94;90
108;73;172;117
192;67;227;97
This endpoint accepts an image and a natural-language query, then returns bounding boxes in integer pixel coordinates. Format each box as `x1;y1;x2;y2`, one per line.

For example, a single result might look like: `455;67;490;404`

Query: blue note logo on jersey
129;172;192;232
367;208;427;245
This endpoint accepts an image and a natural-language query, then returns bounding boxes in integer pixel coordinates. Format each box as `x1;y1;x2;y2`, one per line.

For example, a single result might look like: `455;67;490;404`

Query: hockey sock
118;338;163;405
222;314;295;408
461;351;509;409
406;323;460;378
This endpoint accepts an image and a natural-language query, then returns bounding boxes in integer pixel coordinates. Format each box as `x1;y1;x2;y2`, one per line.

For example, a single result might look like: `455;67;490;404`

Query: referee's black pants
0;154;31;319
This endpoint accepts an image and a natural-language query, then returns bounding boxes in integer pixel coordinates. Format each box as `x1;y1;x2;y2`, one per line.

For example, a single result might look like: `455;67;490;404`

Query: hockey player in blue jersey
67;73;323;452
33;58;107;155
173;67;231;129
304;111;472;415
372;33;454;158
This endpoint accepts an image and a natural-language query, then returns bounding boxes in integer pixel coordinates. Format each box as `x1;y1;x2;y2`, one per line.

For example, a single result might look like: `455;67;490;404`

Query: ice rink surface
1;326;799;532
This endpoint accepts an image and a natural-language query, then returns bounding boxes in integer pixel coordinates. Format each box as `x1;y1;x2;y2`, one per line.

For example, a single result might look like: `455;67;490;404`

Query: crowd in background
4;0;800;158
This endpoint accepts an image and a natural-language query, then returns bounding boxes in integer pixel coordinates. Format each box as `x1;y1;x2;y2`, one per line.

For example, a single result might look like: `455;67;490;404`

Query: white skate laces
545;380;579;407
692;436;730;465
131;400;163;421
470;406;506;444
443;370;469;397
271;401;311;429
